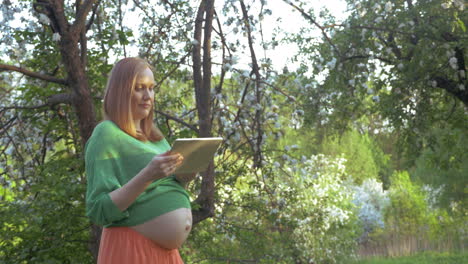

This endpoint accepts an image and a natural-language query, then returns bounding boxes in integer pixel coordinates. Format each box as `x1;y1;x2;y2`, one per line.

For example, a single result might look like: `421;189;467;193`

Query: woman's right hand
109;151;184;212
145;151;184;181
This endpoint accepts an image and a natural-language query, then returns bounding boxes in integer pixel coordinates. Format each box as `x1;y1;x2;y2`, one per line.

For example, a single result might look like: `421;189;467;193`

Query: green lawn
353;252;467;264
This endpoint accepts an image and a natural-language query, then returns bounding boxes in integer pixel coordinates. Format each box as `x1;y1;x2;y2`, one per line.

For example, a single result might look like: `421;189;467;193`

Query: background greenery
1;0;466;263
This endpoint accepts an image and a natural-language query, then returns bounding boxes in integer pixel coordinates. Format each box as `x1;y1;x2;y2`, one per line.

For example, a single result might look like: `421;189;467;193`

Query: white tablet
171;137;223;174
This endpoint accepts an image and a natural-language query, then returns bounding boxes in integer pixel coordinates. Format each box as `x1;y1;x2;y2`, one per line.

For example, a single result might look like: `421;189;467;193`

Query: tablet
171;137;223;174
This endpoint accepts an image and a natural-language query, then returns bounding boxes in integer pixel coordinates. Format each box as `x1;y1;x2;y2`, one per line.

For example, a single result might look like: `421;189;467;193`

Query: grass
352;252;467;264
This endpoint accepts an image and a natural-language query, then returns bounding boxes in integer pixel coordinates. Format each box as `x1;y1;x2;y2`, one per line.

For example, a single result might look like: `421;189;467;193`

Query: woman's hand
145;151;184;181
109;151;184;212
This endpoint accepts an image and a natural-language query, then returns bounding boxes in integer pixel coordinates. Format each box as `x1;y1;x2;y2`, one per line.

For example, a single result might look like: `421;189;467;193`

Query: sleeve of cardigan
85;127;129;226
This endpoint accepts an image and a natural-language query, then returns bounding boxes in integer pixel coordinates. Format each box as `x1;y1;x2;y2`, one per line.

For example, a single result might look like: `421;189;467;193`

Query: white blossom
38;14;50;24
449;57;458;70
460;70;466;79
453;0;464;11
441;2;450;9
459;84;465;91
231;56;239;65
397;63;404;70
223;63;231;70
385;2;393;12
372;95;380;102
348;79;355;86
52;33;61;42
359;9;367;17
191;39;199;45
431;80;437;88
446;49;455;58
326;58;337;69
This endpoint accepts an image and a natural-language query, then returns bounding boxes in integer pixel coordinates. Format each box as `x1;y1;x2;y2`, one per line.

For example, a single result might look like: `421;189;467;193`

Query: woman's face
131;67;155;123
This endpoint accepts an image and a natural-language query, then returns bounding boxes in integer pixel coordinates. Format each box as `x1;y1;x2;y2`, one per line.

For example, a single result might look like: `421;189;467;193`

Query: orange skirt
97;227;184;264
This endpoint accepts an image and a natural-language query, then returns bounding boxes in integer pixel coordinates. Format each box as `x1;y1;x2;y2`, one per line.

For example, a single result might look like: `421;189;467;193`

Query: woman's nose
142;89;151;99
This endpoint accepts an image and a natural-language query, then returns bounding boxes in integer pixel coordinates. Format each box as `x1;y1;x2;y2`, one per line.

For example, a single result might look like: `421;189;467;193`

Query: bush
182;154;360;264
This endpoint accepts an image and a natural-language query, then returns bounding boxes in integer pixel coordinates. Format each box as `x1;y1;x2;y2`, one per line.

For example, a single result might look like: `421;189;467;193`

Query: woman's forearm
109;152;183;212
109;166;156;212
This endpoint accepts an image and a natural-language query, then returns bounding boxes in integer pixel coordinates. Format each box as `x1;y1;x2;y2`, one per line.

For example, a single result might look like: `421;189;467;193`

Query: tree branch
192;0;205;102
50;0;69;34
239;0;260;80
0;64;68;85
340;55;394;65
0;93;74;112
432;76;468;107
240;0;263;168
283;0;340;57
71;0;97;37
154;52;190;89
86;0;101;31
154;110;199;133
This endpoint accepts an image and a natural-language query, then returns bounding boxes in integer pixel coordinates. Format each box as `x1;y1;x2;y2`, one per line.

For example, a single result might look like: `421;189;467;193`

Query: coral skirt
97;226;184;264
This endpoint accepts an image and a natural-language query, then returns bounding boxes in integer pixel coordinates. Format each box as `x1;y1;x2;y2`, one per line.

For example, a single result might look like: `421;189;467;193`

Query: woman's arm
109;152;183;212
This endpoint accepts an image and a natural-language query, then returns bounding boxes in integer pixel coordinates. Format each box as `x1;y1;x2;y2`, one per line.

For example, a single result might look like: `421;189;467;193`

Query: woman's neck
134;120;142;132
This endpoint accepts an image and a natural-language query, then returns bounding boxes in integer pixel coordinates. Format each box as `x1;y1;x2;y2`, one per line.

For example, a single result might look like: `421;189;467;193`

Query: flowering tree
0;0;304;261
285;0;467;135
352;178;389;243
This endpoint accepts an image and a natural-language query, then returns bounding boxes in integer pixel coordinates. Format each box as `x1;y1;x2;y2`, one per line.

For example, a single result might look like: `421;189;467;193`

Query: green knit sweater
85;120;191;227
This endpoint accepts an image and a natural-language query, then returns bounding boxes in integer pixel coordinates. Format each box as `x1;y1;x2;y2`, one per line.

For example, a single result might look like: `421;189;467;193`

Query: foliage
290;0;468;165
0;0;466;262
321;129;391;184
384;171;430;236
352;251;468;264
181;154;360;264
412;126;468;209
0;142;93;263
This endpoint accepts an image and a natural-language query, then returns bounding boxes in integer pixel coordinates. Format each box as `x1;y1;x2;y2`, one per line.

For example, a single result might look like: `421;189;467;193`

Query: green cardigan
85;120;190;227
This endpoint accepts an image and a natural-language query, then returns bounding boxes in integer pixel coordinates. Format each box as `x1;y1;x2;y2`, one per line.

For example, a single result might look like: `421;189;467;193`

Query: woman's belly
131;208;192;249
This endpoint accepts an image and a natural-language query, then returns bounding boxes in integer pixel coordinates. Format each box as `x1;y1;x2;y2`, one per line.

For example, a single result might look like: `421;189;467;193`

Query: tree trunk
192;0;216;224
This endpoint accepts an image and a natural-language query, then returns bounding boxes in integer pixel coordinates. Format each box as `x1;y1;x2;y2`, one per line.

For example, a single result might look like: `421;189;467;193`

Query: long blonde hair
103;57;163;142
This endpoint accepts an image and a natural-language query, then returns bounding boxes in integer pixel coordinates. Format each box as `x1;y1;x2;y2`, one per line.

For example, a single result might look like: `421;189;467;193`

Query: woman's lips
140;104;151;109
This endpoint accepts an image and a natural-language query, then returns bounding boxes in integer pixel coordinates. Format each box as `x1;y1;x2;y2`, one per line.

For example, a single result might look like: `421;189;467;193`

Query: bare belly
131;208;192;249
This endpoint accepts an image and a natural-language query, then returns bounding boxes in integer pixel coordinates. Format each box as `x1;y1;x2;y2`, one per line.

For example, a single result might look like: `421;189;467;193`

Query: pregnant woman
85;57;195;263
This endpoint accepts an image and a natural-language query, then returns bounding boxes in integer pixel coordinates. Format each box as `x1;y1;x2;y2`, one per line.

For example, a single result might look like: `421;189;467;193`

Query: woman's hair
103;57;163;142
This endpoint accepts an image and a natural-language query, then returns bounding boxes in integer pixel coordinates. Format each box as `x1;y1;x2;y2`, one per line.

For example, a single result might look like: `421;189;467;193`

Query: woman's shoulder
93;120;119;134
90;120;124;140
85;120;122;154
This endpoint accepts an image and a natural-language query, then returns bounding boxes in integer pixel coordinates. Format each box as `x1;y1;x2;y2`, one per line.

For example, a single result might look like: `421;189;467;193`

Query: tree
285;0;466;137
0;0;295;261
